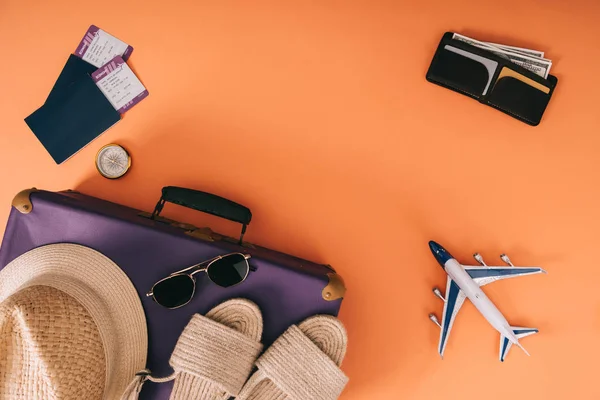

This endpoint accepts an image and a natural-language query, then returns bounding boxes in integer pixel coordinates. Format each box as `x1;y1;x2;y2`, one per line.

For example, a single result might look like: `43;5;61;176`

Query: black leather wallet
426;32;558;126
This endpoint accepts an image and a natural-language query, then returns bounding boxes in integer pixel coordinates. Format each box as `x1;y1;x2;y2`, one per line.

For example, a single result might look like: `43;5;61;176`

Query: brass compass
95;144;131;179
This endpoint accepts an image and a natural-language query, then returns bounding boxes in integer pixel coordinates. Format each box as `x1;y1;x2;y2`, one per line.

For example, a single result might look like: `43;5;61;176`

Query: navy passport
25;55;120;164
46;55;97;104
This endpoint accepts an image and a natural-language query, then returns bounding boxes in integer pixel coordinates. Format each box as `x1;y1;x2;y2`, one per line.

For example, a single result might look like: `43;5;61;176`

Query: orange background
1;1;599;399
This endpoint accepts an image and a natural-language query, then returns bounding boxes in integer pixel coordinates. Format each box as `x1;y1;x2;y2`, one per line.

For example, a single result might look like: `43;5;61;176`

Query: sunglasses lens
152;274;195;308
207;254;249;287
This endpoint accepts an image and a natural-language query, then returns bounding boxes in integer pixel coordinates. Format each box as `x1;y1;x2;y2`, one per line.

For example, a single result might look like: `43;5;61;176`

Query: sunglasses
146;253;251;309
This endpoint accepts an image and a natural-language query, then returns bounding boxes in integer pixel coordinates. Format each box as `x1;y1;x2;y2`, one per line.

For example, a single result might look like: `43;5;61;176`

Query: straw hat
0;244;147;399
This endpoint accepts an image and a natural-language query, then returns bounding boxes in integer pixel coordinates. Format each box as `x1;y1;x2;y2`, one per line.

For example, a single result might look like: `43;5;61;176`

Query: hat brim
0;244;147;399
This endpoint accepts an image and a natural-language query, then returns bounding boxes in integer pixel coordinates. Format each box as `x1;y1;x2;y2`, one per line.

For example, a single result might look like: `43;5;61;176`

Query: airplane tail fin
499;326;538;362
515;341;530;357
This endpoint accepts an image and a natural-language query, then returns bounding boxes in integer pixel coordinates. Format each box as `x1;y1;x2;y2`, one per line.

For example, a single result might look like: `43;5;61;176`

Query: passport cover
45;55;97;104
25;74;120;164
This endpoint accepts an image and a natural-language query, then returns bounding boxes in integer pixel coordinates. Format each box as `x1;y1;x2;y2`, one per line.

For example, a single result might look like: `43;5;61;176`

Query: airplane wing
438;276;467;358
463;266;546;287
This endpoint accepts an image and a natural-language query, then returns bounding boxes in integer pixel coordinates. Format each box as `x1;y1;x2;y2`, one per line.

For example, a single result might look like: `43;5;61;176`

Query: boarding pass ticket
91;56;148;114
75;25;133;68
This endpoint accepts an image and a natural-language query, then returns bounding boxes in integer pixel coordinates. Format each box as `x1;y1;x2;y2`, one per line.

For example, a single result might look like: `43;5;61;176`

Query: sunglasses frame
146;252;251;309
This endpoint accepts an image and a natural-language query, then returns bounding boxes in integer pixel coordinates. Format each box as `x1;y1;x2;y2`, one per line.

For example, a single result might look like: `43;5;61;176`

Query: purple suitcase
0;187;346;399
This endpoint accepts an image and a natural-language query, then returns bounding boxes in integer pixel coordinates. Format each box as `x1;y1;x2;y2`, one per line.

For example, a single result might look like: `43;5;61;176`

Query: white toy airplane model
428;241;546;361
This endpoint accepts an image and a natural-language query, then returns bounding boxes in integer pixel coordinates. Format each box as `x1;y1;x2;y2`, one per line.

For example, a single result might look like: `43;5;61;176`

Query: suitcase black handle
151;186;252;244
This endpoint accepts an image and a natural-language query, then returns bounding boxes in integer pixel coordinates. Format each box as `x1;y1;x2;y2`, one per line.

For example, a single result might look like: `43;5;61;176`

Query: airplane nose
429;241;441;254
429;241;453;267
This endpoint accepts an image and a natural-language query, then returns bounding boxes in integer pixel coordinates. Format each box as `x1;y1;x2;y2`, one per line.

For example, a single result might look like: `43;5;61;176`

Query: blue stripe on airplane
467;268;541;279
513;329;538;335
439;280;460;354
500;336;510;362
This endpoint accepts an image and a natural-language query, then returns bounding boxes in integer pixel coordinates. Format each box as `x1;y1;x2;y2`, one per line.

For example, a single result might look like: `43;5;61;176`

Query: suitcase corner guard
322;273;346;301
12;188;38;214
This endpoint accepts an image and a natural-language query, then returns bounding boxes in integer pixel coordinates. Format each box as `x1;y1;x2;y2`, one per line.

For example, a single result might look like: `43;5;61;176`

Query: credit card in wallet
495;67;550;94
444;45;498;96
